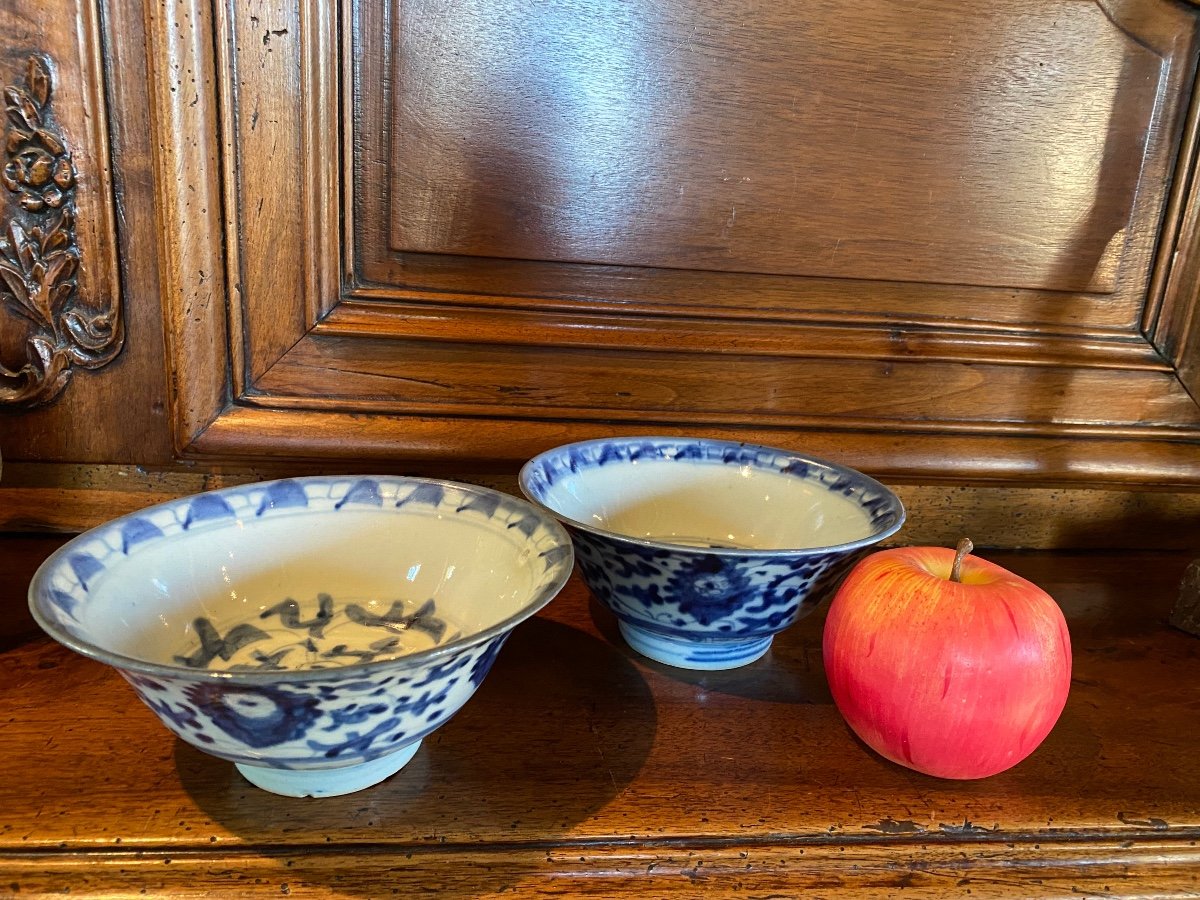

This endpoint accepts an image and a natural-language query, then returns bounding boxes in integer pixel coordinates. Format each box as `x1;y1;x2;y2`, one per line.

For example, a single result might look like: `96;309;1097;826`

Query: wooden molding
5;461;1200;550
322;296;1173;369
187;405;1200;488
1154;52;1200;403
144;0;1200;487
144;0;231;450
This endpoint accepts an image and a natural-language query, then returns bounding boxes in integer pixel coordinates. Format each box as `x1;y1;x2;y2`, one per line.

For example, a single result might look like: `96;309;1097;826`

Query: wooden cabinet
4;0;1200;524
3;3;1200;894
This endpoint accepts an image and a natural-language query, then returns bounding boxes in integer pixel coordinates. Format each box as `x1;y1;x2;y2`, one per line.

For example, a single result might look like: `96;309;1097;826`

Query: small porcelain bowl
28;476;573;797
520;437;904;670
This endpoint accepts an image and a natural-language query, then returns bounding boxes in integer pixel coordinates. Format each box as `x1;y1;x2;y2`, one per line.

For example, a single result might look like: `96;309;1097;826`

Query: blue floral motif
68;552;104;591
48;589;80;620
173;618;270;668
468;634;508;688
28;474;574;786
308;716;404;759
397;482;444;508
520;436;904;664
667;555;756;626
184;682;322;749
258;479;309;514
596;443;626;466
391;686;452;718
112;634;503;768
456;492;501;518
125;675;204;733
539;544;574;570
171;595;457;673
508;514;544;539
585;539;841;638
323;704;390;729
573;532;664;582
336;478;383;508
569;520;858;639
412;652;472;688
261;594;335;638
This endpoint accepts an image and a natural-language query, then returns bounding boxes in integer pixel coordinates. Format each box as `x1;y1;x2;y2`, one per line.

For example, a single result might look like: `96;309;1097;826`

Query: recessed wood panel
154;0;1200;487
387;0;1158;294
351;0;1197;341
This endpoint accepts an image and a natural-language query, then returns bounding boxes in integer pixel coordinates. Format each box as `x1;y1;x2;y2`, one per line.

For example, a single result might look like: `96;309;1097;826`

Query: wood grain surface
386;0;1157;294
1;538;1197;896
5;462;1200;549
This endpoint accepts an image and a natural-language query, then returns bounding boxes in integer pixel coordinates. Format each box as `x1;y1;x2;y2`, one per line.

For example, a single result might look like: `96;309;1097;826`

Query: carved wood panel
0;0;176;465
0;4;124;408
158;0;1200;487
0;54;122;407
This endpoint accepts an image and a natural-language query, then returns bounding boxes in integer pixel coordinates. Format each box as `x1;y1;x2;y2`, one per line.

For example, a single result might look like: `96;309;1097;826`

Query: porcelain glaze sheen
520;437;905;669
28;477;574;797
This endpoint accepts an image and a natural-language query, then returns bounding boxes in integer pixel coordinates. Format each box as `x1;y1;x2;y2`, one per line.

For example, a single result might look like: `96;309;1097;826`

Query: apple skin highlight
822;545;1072;780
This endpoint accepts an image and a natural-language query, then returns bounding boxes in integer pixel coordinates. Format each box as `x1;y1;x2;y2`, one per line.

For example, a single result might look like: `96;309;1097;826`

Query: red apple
822;539;1071;779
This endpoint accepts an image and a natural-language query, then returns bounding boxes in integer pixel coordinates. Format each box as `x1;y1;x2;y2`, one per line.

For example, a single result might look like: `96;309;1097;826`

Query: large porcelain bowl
520;437;904;670
29;476;573;797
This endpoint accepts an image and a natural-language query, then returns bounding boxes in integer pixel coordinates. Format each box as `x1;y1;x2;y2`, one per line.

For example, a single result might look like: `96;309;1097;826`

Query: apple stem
950;538;974;583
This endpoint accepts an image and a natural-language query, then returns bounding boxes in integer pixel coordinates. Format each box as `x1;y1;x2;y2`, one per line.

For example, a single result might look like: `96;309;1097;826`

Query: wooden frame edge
185;404;1200;488
144;0;232;452
4;461;1200;550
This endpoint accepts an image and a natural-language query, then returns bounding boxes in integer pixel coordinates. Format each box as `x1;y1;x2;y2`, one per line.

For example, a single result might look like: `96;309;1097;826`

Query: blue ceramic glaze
28;476;573;797
520;437;904;670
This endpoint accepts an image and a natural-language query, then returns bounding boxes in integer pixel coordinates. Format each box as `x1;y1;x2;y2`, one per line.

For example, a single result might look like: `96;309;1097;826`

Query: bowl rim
27;475;575;684
518;435;906;556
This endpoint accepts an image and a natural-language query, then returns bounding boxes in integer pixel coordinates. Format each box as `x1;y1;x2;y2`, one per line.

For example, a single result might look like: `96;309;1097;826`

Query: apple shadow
174;616;657;897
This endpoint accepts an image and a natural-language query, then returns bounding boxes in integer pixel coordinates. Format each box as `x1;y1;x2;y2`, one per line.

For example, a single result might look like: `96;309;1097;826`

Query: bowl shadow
175;615;657;897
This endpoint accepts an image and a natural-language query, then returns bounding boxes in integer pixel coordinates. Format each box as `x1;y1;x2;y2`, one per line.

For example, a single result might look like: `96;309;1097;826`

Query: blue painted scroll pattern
171;595;460;672
519;437;900;645
120;632;507;769
571;527;865;639
35;476;573;638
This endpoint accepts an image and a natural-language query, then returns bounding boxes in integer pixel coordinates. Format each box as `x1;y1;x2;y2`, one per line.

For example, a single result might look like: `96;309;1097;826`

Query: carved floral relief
0;54;122;408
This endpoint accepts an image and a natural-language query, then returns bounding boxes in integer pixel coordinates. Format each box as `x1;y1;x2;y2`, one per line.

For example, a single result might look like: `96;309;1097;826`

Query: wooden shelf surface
1;538;1198;897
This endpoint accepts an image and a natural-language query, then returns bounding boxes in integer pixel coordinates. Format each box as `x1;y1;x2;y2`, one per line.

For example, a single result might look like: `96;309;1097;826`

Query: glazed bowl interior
34;478;572;675
522;438;902;552
520;438;902;671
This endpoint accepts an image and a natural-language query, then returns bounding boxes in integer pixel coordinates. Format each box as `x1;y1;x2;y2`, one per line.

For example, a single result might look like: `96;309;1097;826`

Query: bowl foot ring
235;739;423;797
618;622;773;671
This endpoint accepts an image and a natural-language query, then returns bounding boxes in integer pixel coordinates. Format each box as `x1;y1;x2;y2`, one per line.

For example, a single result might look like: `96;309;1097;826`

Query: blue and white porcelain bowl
28;476;573;797
520;437;904;671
